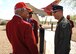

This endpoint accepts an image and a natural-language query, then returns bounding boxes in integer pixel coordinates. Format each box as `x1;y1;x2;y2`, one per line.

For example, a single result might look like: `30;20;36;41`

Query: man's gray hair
15;8;27;14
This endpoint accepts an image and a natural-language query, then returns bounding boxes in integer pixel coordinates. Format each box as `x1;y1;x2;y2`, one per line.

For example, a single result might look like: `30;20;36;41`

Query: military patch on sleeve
62;23;66;28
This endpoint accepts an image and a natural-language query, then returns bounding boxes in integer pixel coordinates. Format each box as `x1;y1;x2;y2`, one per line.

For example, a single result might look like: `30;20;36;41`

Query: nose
27;14;29;17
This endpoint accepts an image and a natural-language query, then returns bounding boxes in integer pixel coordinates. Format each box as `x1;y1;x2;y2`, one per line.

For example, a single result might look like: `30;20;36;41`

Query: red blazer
69;20;74;28
6;15;38;54
30;18;38;44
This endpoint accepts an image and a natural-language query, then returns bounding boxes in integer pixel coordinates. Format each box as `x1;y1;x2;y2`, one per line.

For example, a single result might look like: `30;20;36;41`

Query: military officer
52;5;71;54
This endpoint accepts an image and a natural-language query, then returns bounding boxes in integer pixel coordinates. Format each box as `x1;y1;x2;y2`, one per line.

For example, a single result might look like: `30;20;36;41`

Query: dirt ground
0;25;76;54
0;25;12;54
72;25;76;42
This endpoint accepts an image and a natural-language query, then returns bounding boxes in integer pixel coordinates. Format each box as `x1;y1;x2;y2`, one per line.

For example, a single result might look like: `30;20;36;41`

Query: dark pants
39;28;45;54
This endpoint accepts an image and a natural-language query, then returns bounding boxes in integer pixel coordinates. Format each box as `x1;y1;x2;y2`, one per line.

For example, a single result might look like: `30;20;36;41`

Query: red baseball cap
15;2;29;10
27;8;33;12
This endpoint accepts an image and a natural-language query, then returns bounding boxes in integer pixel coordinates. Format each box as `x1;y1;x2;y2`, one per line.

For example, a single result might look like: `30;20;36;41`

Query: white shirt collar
15;14;23;19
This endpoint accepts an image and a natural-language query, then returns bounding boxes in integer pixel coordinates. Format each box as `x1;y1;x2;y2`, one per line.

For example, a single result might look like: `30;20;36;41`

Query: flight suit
54;17;71;54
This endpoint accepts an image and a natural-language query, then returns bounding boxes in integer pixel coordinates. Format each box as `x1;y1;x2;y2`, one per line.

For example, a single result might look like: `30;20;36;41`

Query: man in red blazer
67;15;74;39
24;8;38;44
6;2;38;54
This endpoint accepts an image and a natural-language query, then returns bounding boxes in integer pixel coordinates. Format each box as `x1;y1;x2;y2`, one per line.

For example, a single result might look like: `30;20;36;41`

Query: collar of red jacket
15;14;23;19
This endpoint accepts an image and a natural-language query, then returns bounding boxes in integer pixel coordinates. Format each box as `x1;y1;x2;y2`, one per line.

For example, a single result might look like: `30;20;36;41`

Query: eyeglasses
29;12;33;14
52;10;58;13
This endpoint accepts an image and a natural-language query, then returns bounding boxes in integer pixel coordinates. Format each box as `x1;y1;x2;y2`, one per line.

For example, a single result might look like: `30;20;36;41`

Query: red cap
15;2;29;10
26;8;33;12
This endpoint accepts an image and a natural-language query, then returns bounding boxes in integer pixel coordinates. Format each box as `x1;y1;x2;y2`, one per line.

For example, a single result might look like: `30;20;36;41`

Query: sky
59;0;76;17
0;0;76;20
0;0;54;20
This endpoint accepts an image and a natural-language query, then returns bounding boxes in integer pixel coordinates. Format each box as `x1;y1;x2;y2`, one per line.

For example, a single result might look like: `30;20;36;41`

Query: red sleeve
70;20;74;28
34;20;38;43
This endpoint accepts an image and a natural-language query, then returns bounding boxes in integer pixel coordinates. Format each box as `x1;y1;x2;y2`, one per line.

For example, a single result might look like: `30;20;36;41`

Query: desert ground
0;25;76;54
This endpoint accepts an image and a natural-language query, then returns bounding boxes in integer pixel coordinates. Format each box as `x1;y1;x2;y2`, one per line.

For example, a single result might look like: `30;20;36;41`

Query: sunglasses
29;12;33;14
52;10;59;13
